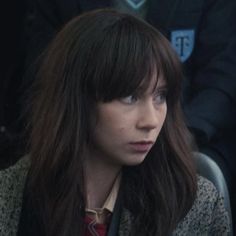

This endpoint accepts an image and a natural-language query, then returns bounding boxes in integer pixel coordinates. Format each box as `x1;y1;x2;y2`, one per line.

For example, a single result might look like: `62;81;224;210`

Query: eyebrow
134;79;168;95
148;85;167;99
152;83;168;93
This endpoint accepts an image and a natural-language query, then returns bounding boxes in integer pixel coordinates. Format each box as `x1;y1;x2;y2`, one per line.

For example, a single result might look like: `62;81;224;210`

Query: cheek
118;126;128;136
159;105;167;127
99;109;133;133
107;121;130;138
96;112;128;139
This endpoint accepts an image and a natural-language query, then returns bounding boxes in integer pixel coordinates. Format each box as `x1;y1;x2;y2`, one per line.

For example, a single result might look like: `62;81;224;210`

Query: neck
84;149;121;209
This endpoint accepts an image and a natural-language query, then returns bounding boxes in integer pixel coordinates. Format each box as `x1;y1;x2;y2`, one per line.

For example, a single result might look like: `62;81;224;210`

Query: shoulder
174;175;230;235
195;175;220;205
0;156;30;235
0;155;30;195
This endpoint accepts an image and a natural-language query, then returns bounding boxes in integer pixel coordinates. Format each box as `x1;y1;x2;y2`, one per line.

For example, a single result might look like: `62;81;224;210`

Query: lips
129;141;154;152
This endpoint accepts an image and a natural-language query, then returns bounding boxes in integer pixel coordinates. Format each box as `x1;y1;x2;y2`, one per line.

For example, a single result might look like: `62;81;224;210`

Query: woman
0;9;229;236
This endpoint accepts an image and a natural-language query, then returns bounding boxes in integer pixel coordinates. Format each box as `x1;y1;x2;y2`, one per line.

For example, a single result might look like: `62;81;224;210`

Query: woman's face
88;74;167;168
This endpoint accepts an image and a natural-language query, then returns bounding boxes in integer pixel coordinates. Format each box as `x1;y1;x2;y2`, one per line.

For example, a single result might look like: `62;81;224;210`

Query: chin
122;154;147;166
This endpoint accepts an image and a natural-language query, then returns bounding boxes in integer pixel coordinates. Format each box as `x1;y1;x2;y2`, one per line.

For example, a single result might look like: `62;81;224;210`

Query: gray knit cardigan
0;157;230;236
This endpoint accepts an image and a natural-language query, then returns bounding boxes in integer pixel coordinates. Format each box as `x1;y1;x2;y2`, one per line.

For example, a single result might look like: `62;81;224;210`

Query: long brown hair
27;9;197;236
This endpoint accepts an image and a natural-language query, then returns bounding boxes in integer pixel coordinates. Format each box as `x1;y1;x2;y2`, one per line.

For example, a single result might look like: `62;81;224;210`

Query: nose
136;101;160;131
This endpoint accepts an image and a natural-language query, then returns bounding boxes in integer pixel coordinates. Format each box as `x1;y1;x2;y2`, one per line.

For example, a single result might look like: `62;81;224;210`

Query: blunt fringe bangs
46;9;183;103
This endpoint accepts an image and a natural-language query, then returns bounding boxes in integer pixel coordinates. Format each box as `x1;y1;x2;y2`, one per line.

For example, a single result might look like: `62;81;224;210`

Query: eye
119;95;138;104
153;90;167;105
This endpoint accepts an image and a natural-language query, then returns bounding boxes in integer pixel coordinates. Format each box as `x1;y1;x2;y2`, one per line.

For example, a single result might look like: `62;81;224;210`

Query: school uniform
0;157;230;235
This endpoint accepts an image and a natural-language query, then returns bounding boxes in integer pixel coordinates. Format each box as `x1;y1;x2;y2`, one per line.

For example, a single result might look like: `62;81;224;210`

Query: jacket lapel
118;208;133;236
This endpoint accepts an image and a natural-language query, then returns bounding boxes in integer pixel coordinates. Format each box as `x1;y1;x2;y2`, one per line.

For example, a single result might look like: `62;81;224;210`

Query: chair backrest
193;152;233;236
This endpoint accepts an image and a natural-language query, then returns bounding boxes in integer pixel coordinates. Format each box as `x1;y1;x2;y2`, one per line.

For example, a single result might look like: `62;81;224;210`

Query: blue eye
120;95;138;104
153;91;167;105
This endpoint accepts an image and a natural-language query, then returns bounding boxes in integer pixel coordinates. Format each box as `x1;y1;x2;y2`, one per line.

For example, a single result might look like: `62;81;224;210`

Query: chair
193;152;233;236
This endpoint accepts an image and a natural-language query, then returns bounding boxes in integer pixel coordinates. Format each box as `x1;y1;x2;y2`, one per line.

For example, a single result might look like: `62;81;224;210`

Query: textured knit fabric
0;156;30;236
117;177;230;236
0;156;230;235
